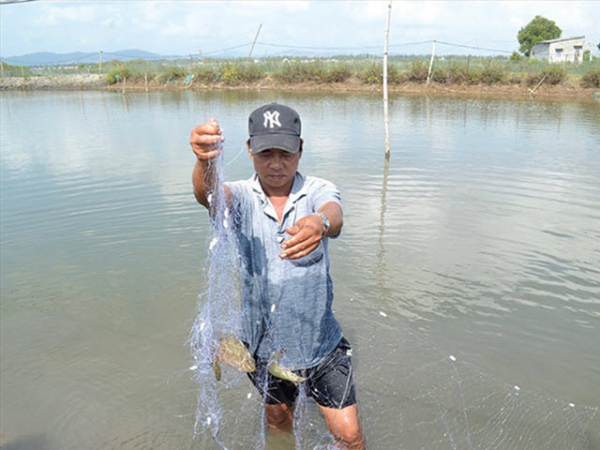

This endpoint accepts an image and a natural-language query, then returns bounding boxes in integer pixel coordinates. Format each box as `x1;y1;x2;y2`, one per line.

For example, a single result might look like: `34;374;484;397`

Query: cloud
1;1;598;57
34;4;96;25
159;22;185;38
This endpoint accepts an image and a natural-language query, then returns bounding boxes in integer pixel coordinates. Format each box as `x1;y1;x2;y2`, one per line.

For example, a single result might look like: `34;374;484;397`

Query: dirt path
2;74;598;103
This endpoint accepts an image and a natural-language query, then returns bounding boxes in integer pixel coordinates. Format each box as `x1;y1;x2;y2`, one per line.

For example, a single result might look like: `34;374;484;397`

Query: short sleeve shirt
226;172;343;370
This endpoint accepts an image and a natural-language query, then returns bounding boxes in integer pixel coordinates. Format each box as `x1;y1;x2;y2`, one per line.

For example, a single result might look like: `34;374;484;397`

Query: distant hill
2;49;181;67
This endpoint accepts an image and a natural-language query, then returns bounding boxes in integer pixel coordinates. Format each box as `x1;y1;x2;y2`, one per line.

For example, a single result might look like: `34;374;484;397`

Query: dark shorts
248;337;357;409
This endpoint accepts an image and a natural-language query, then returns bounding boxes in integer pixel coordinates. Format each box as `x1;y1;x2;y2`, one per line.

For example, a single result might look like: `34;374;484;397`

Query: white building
530;36;586;64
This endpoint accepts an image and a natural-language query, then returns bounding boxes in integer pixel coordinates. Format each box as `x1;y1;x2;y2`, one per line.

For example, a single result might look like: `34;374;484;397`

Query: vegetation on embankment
2;56;600;100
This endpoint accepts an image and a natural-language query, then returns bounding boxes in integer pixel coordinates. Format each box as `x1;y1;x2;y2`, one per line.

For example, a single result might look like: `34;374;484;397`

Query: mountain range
2;49;183;67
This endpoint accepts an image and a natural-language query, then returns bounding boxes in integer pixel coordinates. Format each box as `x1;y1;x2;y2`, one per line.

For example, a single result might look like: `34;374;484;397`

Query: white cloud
34;4;96;25
1;1;598;57
102;17;121;29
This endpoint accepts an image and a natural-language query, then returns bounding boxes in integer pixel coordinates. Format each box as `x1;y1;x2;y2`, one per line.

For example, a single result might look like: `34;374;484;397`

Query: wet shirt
226;172;343;370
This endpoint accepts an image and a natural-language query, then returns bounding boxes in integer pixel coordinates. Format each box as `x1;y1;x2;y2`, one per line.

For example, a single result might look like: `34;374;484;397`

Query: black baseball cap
248;103;302;155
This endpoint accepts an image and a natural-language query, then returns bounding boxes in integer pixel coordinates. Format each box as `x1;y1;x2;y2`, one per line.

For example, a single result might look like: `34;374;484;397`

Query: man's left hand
279;214;324;260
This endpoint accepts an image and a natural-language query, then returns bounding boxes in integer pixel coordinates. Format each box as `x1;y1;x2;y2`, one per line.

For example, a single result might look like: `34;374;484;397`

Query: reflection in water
1;91;599;449
377;154;390;305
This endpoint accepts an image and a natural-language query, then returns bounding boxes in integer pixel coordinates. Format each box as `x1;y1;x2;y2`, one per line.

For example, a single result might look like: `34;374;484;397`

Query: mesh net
188;142;246;447
187;142;599;450
351;307;599;450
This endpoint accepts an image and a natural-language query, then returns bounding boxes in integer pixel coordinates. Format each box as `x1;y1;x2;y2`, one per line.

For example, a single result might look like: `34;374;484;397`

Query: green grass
3;56;600;89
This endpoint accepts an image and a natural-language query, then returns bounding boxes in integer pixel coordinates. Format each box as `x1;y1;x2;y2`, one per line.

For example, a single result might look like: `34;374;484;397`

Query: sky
1;0;599;59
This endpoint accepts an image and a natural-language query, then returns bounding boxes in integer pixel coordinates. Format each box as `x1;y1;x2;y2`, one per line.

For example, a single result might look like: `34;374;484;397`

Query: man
190;103;365;449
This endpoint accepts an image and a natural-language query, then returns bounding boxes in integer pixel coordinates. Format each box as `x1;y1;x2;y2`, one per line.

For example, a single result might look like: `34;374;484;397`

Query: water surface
1;90;599;449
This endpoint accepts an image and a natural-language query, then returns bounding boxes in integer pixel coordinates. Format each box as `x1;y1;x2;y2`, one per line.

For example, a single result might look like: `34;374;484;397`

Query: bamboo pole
383;0;392;158
248;24;263;61
427;39;436;85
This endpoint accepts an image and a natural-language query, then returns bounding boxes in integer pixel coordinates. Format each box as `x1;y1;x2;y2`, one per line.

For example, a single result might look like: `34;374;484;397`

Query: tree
517;15;562;57
509;51;523;61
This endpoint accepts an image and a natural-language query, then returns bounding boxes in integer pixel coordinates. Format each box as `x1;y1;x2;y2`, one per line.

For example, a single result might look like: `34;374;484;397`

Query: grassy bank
2;56;600;100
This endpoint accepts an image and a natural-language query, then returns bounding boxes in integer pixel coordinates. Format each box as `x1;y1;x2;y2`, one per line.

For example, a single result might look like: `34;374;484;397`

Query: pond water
1;90;599;450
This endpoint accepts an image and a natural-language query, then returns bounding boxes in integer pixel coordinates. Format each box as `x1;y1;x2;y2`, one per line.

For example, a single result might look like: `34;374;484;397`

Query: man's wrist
314;211;330;236
196;153;212;163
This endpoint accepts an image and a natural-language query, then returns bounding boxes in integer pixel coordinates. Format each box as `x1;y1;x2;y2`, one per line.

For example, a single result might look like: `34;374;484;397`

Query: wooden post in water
383;0;392;158
145;61;149;93
427;39;436;85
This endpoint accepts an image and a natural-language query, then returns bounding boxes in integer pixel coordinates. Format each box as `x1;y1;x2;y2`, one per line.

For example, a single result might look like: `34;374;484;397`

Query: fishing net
187;139;247;448
346;299;599;450
187;141;599;450
186;139;354;450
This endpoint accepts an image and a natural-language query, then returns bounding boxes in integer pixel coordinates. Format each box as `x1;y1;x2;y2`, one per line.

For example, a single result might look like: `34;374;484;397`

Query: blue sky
1;1;599;58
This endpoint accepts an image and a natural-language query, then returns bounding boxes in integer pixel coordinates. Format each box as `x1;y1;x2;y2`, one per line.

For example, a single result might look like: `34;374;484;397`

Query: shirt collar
250;172;307;205
250;172;307;223
289;172;307;203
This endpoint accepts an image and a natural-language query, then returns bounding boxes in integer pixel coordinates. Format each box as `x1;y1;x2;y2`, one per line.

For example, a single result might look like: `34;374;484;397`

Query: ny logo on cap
263;111;281;129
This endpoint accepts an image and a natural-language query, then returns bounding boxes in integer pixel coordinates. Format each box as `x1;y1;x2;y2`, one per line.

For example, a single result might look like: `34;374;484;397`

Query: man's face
249;148;301;195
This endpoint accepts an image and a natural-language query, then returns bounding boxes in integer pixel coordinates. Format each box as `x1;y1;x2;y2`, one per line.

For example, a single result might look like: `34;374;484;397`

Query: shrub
525;72;542;87
356;62;406;85
408;59;428;82
359;62;382;85
581;69;600;88
157;66;187;83
525;65;566;86
479;61;505;85
387;64;408;84
0;61;32;77
212;62;265;85
272;60;327;84
239;64;266;83
272;62;302;83
270;64;290;83
467;68;482;85
218;63;243;85
193;65;218;84
446;63;470;84
323;64;353;83
431;62;472;85
106;67;132;84
506;73;525;85
431;68;448;84
510;52;524;61
541;65;566;85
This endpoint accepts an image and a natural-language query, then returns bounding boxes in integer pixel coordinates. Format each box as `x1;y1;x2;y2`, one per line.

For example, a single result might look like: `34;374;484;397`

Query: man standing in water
190;103;365;449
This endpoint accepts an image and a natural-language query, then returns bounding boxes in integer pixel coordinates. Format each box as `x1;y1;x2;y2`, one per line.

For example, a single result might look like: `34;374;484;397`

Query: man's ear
246;139;253;158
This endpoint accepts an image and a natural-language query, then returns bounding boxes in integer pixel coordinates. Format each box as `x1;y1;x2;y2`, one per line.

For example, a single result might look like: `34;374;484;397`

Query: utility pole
383;0;392;158
248;24;263;61
99;50;103;75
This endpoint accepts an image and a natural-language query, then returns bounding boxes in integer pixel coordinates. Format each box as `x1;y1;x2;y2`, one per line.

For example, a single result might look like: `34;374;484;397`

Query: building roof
535;36;585;45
